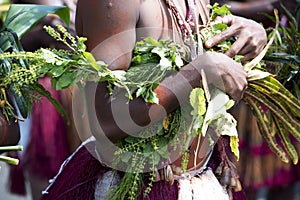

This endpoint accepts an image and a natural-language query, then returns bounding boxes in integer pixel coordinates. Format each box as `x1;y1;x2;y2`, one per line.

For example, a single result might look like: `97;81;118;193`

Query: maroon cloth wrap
24;77;70;179
8;152;26;195
41;140;105;200
8;76;70;196
41;137;247;200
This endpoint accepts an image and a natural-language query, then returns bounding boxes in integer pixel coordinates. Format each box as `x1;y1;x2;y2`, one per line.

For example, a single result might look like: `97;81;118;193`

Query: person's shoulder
77;0;140;22
76;0;140;52
77;0;140;11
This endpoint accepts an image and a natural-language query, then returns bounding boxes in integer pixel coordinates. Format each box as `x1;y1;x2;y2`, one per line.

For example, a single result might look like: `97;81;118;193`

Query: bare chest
137;0;188;41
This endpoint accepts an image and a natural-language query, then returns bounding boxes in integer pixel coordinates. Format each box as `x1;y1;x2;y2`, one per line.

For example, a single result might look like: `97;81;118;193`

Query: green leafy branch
204;4;300;164
0;24;133;122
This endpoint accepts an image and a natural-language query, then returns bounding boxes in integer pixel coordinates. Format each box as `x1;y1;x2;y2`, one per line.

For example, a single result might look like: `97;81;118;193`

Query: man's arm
76;0;139;70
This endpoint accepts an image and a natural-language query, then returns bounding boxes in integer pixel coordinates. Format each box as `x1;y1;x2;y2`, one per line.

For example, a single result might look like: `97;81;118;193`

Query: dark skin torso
76;0;205;169
76;0;178;69
75;0;265;169
76;0;196;132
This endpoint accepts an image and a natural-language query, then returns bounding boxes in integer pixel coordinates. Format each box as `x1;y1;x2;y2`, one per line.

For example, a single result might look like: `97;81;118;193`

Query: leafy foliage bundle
201;3;300;165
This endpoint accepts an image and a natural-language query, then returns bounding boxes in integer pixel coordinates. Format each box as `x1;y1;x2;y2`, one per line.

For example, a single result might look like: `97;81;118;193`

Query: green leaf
10;86;29;118
212;23;228;33
32;83;69;124
3;4;70;39
151;47;166;58
209;3;231;21
124;136;136;144
192;116;204;135
39;48;57;64
77;37;87;52
153;152;161;165
158;147;170;159
111;70;126;82
210;112;238;137
201;88;233;136
144;91;159;104
144;37;161;47
49;65;65;77
0;0;9;5
136;87;146;98
159;57;172;70
121;152;132;163
55;71;74;89
189;88;206;116
225;99;235;110
230;136;239;160
83;51;99;71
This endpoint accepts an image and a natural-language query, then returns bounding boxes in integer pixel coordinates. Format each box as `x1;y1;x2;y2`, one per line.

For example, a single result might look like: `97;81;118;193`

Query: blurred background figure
211;0;300;200
4;1;87;200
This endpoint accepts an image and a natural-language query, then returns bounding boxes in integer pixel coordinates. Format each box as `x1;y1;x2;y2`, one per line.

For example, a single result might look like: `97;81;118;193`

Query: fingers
226;84;246;103
240;51;257;63
225;36;248;58
239;38;266;62
217;74;247;103
228;79;248;103
213;15;233;26
205;27;236;49
205;16;235;48
222;68;248;103
205;15;267;61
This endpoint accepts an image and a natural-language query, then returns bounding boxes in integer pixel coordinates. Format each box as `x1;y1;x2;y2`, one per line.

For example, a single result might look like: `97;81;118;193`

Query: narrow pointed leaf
3;4;70;39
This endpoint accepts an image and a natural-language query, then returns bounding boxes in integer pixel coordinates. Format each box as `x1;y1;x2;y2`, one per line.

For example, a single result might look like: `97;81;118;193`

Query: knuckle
246;32;254;40
226;50;236;57
236;18;250;29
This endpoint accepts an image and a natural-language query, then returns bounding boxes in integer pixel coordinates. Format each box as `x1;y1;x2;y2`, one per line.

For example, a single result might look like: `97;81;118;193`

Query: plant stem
0;155;19;165
0;145;23;151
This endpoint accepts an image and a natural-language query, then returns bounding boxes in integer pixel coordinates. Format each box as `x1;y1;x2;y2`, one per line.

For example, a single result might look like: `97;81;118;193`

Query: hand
195;52;248;102
205;15;267;63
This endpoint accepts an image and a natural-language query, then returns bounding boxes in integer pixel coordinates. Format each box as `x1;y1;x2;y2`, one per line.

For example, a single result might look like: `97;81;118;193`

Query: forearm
92;49;249;142
94;60;202;143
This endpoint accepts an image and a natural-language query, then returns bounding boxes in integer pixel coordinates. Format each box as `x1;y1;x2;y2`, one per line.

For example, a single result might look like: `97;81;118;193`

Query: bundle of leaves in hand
248;3;300;164
203;3;300;164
